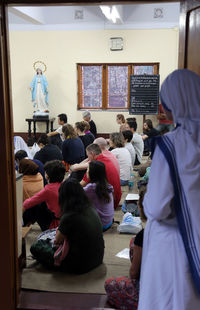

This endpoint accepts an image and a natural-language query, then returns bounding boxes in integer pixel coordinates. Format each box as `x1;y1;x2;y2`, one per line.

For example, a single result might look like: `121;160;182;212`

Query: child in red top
23;160;66;231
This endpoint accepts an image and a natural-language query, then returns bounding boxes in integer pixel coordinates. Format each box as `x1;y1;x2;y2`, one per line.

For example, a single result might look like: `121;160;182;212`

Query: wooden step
18;290;115;310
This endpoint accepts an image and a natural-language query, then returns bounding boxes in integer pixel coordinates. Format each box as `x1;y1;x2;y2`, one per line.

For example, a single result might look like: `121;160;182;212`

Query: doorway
0;1;182;309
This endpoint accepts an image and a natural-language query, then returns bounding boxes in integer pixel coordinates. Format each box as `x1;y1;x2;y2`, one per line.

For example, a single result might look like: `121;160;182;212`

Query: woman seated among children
84;161;114;231
19;158;44;201
110;132;132;186
62;124;85;166
82;120;95;140
74;121;94;154
116;114;126;132
142;119;159;155
23;160;66;231
31;179;105;274
82;111;97;138
104;185;147;310
62;124;85;181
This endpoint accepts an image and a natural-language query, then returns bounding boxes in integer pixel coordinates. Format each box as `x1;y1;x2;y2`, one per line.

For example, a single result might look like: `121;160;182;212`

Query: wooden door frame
0;3;18;309
6;0;179;4
0;1;179;309
178;0;200;68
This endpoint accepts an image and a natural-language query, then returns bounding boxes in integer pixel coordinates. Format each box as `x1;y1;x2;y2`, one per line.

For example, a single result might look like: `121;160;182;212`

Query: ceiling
8;2;180;31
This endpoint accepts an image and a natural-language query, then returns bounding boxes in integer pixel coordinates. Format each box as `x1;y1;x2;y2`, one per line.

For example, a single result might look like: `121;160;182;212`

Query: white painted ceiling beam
9;7;45;25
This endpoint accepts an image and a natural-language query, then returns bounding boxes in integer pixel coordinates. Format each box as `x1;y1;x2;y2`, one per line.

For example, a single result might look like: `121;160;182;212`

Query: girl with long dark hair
142;119;159;155
31;179;104;273
84;161;114;231
55;179;104;273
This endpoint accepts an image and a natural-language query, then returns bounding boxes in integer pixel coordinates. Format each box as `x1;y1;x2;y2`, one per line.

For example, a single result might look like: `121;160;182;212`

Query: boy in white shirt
125;120;144;165
122;130;136;167
47;113;67;142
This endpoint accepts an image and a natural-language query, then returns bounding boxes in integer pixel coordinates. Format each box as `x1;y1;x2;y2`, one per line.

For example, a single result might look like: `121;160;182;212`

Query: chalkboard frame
129;74;160;115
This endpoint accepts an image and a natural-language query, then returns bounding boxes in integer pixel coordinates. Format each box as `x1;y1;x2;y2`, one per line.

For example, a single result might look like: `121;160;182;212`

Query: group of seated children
116;112;173;160
14;111;120;272
14;110;172;307
18;156;111;273
17;139;148;308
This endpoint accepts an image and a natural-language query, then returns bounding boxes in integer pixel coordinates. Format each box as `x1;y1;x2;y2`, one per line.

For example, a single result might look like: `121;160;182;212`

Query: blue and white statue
30;67;49;114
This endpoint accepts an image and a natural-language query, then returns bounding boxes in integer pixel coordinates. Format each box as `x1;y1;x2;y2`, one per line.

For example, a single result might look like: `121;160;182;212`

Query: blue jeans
120;179;129;186
103;221;113;232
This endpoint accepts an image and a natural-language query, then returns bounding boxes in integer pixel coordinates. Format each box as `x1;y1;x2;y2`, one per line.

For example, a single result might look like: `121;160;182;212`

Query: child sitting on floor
122;130;136;167
19;158;44;201
23;160;66;231
104;185;147;310
47;113;67;149
31;179;104;273
84;160;114;231
15;150;46;186
110;132;132;186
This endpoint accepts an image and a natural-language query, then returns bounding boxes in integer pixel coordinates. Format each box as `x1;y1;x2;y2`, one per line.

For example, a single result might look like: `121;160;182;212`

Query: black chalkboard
129;75;160;115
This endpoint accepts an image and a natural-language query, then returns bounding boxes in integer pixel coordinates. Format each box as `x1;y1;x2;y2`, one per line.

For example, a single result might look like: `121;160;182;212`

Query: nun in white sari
138;69;200;310
14;136;32;159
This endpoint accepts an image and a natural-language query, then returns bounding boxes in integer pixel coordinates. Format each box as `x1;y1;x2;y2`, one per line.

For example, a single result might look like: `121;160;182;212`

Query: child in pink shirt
23;160;66;231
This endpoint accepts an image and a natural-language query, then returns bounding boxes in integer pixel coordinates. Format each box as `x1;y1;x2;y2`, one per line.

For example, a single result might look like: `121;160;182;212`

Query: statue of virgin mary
30;66;49;113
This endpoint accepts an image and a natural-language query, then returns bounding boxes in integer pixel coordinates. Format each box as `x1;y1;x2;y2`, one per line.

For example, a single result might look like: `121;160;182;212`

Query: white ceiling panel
8;3;180;31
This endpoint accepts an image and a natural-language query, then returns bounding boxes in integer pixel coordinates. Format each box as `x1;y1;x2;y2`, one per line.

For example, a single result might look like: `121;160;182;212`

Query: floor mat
21;222;132;294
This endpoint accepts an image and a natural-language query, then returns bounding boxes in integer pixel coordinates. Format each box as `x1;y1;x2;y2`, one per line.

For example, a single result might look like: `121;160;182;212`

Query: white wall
9;28;179;134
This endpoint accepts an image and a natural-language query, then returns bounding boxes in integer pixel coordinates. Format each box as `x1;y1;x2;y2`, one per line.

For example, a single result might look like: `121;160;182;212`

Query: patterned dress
104;233;143;310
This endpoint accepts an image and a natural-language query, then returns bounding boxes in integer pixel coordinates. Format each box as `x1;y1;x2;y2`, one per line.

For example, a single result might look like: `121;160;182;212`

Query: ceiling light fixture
100;5;120;23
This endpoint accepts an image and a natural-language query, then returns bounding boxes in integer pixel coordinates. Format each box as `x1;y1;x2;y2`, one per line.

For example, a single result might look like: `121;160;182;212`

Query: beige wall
9;28;179;134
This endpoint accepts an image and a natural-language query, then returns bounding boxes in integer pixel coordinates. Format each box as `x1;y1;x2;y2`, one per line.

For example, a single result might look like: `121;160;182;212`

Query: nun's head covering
14;136;33;159
160;69;200;144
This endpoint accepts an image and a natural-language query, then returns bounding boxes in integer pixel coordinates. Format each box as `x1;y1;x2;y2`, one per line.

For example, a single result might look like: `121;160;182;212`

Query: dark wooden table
25;117;55;146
